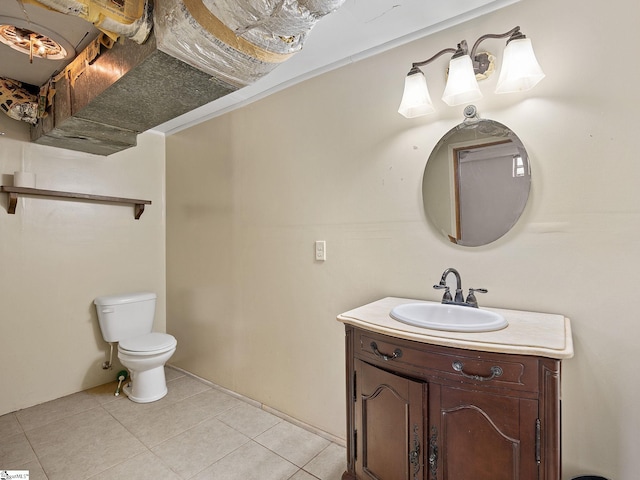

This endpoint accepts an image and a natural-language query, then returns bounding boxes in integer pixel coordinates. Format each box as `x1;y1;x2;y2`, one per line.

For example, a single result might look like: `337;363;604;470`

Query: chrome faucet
434;268;464;303
433;267;487;308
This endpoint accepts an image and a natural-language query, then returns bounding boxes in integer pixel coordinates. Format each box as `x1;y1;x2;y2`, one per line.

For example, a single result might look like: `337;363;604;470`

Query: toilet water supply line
102;342;114;369
102;344;128;396
115;370;128;396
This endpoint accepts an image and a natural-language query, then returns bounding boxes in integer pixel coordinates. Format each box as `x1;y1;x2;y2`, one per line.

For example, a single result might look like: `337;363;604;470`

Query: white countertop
337;297;574;359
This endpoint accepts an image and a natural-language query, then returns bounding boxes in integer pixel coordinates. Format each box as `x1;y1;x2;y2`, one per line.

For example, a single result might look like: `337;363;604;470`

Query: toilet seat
119;332;177;356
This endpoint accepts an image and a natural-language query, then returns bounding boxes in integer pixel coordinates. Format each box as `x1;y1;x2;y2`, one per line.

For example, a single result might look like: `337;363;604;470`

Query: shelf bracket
7;191;17;214
134;203;145;220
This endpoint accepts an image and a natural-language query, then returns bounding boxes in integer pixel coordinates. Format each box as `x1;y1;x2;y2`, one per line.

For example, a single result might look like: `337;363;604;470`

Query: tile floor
0;367;346;480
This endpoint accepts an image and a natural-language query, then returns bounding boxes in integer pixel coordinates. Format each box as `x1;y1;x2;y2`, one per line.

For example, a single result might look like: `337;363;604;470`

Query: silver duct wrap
28;0;153;44
154;0;346;88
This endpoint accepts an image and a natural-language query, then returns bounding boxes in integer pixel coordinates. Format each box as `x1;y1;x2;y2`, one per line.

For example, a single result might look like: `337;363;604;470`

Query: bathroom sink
389;303;508;332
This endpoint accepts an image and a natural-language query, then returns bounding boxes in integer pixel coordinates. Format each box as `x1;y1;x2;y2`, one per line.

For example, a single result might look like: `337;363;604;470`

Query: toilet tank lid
94;292;157;306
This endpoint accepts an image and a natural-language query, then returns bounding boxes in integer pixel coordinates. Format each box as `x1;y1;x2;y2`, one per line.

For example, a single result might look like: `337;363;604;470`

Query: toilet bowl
118;332;177;403
94;292;177;404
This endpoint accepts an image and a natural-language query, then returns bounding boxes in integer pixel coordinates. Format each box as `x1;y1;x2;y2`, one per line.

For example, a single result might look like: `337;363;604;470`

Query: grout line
166;364;346;447
261;404;345;447
17;422;47;479
93;404;158;478
184;436;254;480
167;364;261;408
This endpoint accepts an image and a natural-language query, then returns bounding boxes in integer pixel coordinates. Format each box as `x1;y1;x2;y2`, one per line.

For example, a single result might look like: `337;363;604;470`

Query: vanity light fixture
398;26;545;118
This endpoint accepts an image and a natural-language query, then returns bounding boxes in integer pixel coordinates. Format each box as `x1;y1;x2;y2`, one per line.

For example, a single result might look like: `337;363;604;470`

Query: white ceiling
0;0;518;134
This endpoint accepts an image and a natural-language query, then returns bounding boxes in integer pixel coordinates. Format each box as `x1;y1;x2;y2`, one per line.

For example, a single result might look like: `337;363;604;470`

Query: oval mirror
423;112;530;246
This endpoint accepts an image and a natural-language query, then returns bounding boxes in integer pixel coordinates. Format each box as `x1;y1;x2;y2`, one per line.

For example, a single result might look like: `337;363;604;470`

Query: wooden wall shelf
0;186;152;219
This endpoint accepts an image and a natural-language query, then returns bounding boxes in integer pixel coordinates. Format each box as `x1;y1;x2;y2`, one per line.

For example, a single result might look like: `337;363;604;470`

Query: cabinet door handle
452;361;503;381
370;342;403;361
409;424;421;479
429;425;438;480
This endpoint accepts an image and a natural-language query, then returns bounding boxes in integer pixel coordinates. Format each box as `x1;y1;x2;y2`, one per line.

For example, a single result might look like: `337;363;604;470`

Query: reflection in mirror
423;116;530;246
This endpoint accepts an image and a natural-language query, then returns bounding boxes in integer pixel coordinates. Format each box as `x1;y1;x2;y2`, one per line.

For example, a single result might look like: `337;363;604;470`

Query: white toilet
94;292;177;403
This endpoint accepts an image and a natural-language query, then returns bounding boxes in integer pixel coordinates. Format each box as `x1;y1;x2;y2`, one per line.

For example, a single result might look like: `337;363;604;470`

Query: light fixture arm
411;47;458;69
409;26;527;71
469;26;522;59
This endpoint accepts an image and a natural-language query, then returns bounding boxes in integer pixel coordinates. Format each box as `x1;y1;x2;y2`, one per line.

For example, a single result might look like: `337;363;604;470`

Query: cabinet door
429;384;539;480
355;359;426;480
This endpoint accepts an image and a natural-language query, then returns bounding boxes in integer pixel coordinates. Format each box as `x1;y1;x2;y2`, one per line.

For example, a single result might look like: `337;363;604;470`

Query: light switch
315;240;326;261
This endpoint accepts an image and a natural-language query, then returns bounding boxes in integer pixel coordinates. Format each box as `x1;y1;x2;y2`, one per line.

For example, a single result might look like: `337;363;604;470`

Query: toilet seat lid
119;332;176;353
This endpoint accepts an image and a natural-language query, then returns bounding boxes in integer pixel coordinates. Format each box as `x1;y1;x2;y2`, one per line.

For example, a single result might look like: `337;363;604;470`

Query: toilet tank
94;292;157;343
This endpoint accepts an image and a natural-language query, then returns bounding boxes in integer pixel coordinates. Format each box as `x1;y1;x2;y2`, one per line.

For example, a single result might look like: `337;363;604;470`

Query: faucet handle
433;284;452;302
469;288;487;294
465;288;487;308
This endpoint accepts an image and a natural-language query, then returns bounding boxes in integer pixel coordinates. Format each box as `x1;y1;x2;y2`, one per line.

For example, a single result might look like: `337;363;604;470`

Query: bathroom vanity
337;297;573;480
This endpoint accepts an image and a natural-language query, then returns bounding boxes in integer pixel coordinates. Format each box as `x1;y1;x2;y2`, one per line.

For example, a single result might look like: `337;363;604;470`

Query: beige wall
165;0;638;478
0;118;166;416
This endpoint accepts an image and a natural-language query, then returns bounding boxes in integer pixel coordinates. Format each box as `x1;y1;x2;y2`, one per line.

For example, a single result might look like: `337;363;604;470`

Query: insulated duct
23;0;153;43
31;31;238;155
27;0;345;155
155;0;346;87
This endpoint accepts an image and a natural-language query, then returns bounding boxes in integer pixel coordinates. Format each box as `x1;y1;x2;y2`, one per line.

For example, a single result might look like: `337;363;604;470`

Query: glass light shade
495;38;545;93
398;70;435;118
442;55;483;106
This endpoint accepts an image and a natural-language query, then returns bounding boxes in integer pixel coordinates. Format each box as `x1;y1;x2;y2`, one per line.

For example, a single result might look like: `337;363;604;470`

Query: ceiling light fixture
398;26;545;118
0;24;69;63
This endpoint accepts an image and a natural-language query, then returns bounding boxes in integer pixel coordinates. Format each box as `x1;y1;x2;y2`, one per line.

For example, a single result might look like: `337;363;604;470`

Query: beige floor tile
100;373;205;422
15;391;101;431
165;366;186;382
26;407;145;480
151;417;250;479
84;367;185;408
288;470;318;480
14;460;48;480
163;375;212;403
106;397;213;448
8;370;347;480
85;380;127;406
191;441;299;480
216;401;282;438
100;372;209;417
0;432;37;467
101;388;167;421
88;450;181;480
0;412;23;437
255;421;331;468
303;443;347;480
180;388;244;418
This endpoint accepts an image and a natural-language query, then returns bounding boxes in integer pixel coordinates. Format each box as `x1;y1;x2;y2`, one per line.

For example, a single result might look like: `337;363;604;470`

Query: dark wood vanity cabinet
343;326;561;480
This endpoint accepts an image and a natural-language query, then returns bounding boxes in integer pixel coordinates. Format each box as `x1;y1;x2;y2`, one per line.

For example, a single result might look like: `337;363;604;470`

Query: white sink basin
390;303;508;332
